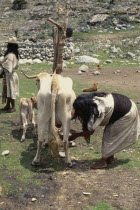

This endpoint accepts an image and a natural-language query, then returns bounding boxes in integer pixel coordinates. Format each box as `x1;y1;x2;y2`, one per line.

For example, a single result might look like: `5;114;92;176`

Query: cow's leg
21;114;28;142
31;110;36;137
44;119;51;148
62;118;72;166
32;112;50;165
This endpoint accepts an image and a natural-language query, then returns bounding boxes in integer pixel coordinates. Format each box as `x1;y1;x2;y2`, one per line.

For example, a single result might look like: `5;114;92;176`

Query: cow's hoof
44;143;49;149
66;162;73;168
69;141;76;147
31;160;40;166
66;161;76;168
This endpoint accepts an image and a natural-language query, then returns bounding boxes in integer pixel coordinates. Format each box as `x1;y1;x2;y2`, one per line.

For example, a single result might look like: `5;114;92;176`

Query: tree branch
47;18;62;29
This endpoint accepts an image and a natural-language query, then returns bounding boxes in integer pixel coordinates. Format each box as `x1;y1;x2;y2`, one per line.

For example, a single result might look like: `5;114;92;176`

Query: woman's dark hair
4;43;20;59
73;92;107;130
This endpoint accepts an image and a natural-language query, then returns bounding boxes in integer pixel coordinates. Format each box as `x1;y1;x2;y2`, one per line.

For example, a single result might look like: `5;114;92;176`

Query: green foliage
119;15;130;24
89;202;113;210
36;33;46;40
12;0;27;10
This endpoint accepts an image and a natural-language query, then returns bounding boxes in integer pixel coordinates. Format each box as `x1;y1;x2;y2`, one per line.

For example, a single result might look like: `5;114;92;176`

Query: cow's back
58;75;73;92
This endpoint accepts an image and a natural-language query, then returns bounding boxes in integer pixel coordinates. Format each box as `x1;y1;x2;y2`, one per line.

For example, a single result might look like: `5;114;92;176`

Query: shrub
12;0;27;10
36;34;46;40
119;15;130;24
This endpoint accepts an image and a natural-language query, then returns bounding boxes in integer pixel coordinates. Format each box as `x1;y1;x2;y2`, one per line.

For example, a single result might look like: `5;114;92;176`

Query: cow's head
21;71;49;89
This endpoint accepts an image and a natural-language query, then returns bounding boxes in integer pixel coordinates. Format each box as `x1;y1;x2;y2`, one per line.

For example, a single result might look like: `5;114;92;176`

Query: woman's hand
68;132;80;141
82;130;95;138
68;130;95;141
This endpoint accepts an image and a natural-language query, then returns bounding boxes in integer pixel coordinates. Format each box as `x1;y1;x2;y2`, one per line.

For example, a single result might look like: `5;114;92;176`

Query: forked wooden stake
47;3;70;74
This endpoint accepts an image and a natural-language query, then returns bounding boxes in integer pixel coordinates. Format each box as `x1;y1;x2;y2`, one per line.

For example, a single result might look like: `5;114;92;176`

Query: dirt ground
1;65;140;210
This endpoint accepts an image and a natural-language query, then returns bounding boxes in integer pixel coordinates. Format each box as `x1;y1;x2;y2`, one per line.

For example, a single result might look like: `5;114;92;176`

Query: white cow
19;95;37;142
22;72;76;166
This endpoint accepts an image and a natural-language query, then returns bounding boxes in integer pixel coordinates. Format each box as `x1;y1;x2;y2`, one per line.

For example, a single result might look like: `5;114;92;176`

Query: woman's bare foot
90;158;108;169
107;155;115;164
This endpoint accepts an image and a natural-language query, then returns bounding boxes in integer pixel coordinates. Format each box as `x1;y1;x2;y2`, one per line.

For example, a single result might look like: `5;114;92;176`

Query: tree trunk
53;26;65;74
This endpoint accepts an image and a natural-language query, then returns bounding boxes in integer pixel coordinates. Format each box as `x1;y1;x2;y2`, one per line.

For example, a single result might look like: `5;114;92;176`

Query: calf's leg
21;114;28;142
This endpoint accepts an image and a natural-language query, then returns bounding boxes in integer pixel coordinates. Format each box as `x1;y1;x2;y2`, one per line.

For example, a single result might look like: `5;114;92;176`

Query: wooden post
47;4;70;74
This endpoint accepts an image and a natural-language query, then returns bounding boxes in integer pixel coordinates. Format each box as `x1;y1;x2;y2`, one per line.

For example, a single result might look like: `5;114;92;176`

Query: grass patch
88;202;113;210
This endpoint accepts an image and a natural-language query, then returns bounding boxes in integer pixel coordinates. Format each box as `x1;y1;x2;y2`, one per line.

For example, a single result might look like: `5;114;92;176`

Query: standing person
70;92;140;169
0;37;19;113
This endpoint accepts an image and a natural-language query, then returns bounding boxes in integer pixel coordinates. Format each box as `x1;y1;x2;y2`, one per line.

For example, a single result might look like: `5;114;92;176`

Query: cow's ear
36;76;40;81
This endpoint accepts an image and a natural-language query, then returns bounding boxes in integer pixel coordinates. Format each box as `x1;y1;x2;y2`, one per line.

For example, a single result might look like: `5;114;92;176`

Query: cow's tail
48;73;60;160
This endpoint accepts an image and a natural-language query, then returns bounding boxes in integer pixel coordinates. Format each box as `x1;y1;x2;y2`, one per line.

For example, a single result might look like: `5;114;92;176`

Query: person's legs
6;98;16;113
1;97;11;110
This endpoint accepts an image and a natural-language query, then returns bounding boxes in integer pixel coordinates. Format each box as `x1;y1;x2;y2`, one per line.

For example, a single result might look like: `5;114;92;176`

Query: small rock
93;71;101;75
105;60;112;63
1;150;9;156
69;141;76;147
78;70;82;75
116;70;121;73
79;64;89;73
83;192;91;196
41;195;45;198
32;198;37;202
113;193;119;197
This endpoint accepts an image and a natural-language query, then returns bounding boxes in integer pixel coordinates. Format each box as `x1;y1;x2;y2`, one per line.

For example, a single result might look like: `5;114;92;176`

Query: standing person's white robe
1;53;19;99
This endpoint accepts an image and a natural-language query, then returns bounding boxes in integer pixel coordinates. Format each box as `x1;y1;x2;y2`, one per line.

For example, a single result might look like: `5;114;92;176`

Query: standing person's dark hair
4;43;20;60
0;37;19;113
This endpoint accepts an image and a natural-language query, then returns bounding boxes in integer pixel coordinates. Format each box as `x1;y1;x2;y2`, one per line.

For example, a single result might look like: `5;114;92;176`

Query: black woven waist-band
109;93;132;124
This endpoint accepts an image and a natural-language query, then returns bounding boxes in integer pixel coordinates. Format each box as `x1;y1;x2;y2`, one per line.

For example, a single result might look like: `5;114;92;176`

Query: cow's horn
21;71;37;79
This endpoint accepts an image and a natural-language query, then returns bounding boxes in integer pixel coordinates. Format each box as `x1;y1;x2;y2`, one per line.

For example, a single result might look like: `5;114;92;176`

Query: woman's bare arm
68;130;95;141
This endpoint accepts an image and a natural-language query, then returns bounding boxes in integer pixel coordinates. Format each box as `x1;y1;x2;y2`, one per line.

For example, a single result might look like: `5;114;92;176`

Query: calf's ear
32;93;35;96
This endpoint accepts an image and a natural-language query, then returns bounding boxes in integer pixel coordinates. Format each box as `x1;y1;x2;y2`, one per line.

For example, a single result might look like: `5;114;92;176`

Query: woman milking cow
69;92;140;169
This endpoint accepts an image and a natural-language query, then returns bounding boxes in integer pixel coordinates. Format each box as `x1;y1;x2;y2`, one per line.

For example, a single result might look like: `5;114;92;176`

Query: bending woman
71;92;140;169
